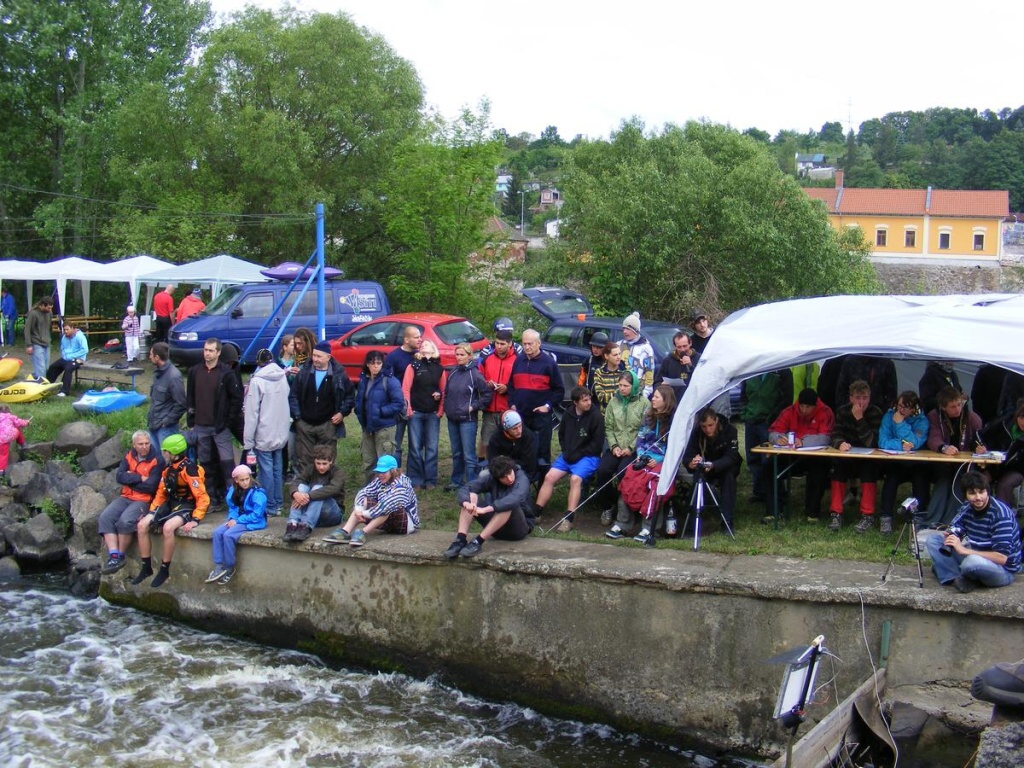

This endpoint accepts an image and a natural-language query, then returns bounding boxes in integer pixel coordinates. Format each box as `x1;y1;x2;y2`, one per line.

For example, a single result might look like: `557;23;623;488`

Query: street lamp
519;191;525;234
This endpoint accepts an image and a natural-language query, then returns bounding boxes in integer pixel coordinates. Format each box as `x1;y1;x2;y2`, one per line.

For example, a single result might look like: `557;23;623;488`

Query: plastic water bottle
787;431;796;449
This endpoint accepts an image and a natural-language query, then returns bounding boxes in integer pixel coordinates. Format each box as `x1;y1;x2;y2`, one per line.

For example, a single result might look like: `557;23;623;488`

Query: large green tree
551;120;877;320
379;106;504;315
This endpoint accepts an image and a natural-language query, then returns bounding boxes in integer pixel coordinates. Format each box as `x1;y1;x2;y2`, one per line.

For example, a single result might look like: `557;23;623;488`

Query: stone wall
873;261;1024;295
101;527;1024;759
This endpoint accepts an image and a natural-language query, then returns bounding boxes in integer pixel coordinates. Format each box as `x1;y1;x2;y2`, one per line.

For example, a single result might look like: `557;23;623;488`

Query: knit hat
622;312;642;333
501;410;523;430
126;305;135;312
314;341;332;355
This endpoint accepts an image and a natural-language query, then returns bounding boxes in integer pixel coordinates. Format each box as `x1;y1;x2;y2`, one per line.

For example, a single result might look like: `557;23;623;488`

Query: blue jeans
150;426;181;453
31;344;50;380
407;411;440;486
256;448;284;512
447;418;479;487
212;522;251;568
925;533;1016;588
2;316;14;346
289;483;342;528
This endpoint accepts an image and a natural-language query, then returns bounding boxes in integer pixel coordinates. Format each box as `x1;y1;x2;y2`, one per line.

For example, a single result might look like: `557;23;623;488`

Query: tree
819;122;845;144
379;106;504;315
556;120;877;320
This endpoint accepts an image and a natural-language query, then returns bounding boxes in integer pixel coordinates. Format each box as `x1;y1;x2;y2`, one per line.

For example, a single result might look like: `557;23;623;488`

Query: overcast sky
209;1;1020;141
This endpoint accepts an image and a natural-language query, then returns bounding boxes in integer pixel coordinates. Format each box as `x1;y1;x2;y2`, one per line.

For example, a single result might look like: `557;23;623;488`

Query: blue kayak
72;389;148;414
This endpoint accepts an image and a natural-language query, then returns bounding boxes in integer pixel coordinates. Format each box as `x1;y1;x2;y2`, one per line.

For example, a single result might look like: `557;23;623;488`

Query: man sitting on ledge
926;471;1021;593
444;455;534;559
323;455;419;548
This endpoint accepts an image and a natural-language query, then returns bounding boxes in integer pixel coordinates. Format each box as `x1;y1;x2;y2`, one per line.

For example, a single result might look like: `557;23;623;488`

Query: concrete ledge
101;515;1024;758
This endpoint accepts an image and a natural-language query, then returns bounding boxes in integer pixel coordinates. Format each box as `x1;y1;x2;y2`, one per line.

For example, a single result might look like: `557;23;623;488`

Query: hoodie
769;398;835;447
244;362;292;452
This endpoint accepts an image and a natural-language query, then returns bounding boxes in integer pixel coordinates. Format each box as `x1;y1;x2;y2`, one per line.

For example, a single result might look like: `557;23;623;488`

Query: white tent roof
658;293;1024;493
141;254;268;299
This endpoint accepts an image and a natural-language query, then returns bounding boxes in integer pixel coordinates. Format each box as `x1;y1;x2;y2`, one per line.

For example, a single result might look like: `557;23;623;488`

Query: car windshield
435;320;485;345
200;286;243;316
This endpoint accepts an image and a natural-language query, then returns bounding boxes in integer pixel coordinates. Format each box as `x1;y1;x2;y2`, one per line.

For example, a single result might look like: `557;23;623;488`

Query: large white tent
140;254;268;301
658;293;1024;494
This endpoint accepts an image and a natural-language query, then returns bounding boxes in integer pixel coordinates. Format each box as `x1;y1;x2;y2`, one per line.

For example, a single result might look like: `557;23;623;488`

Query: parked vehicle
169;279;390;367
329;312;488;383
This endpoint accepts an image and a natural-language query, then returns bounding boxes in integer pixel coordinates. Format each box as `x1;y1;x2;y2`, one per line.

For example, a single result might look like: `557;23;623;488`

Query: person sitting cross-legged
925;471;1021;592
443;456;534;559
284;444;345;542
323;455;419;547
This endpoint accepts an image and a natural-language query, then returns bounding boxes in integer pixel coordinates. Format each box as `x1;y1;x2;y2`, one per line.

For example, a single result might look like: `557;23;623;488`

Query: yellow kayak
0;378;62;403
0;356;22;382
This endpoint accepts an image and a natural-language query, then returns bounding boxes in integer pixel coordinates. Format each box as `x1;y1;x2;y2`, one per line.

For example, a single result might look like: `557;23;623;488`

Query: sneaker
56;392;67;397
880;517;893;535
293;523;313;542
854;515;874;534
600;507;615;526
205;565;227;583
268;507;283;517
555;519;574;533
828;513;842;531
216;567;235;585
283;522;298;542
444;539;466;560
323;528;351;544
101;554;126;575
606;525;626;540
459;540;484;558
350;530;366;548
971;660;1024;708
954;575;977;594
633;528;651;542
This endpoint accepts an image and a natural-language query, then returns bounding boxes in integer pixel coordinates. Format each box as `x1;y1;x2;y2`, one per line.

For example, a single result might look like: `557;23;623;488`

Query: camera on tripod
939;524;967;556
896;496;924;521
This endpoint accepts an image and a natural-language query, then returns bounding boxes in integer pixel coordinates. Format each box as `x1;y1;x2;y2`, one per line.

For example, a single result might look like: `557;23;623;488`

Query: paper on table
846;447;875;455
796;445;826;451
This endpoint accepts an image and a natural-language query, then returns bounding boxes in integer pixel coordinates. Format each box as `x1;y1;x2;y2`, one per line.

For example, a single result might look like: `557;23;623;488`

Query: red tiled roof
803;187;1008;218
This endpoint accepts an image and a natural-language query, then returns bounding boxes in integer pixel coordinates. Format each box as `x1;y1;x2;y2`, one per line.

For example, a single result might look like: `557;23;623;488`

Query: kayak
72;389;148;414
259;261;344;281
0;356;22;382
0;378;62;403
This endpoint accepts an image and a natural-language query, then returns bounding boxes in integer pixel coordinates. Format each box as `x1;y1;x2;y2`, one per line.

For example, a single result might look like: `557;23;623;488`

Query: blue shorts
551;454;600;480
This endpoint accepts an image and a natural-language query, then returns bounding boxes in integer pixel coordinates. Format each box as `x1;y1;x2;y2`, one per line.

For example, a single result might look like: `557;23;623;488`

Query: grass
10;378;913;565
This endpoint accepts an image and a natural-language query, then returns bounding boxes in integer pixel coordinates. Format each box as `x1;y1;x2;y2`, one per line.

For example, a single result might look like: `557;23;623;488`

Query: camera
632;456;648;471
939;524;966;557
896;497;920;517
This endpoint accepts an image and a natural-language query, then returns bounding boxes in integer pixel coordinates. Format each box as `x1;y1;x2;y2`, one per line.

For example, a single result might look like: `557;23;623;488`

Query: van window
202;286;243;316
236;292;275;319
282;289;323;317
435;320;485;345
543;324;575;347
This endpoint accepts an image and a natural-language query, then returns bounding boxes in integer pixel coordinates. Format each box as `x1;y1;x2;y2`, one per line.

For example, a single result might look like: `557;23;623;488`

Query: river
0;579;760;768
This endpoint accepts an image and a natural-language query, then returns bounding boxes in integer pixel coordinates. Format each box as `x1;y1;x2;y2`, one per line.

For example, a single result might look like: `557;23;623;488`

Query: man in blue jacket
47;321;89;397
508;329;564;467
289;341;355;478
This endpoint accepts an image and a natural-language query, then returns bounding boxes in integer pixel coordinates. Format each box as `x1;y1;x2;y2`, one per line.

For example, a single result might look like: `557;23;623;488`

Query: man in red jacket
152;284;175;343
477;329;516;461
766;387;835;522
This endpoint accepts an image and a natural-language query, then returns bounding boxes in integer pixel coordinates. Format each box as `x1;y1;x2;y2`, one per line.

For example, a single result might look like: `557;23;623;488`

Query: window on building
974;234;985;251
939;232;950;250
905;230;916;248
875;229;887;247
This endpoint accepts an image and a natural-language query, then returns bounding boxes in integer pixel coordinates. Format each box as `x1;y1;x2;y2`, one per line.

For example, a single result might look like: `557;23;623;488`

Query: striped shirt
355;473;420;531
950;497;1022;573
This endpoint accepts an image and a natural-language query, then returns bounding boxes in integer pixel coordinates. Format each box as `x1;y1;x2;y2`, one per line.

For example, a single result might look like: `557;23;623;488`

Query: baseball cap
373;455;398;473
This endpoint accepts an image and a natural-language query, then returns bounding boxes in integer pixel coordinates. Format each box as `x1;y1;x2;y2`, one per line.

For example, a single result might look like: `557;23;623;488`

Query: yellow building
804;172;1009;261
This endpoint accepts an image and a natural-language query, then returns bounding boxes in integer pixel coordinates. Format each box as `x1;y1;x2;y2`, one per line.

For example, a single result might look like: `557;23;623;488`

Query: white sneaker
56;392;67;397
633;528;651;542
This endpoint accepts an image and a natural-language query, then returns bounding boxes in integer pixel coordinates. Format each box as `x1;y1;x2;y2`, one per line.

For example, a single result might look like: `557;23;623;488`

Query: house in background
796;153;828;176
469;216;529;270
804;171;1009;262
495;173;513;198
530;187;563;213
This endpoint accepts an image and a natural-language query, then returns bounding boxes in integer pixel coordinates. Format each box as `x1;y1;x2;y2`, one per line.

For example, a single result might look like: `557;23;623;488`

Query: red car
330;312;489;382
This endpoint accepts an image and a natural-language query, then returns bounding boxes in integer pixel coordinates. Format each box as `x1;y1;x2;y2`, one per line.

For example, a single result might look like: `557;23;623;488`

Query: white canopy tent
140;254;269;302
658;293;1024;494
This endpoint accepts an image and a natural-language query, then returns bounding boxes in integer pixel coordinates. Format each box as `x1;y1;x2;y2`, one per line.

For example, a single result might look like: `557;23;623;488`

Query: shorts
551;454;600;481
377;508;415;535
149;501;195;532
98;498;150;536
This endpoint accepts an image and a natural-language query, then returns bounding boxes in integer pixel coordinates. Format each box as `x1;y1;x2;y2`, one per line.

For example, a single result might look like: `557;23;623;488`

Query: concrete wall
101;528;1024;759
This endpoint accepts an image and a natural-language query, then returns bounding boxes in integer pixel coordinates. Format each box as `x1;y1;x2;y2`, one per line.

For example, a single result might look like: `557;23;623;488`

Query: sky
208;1;1021;141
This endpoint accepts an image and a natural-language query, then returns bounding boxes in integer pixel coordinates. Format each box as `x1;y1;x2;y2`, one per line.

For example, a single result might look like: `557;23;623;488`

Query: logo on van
340;289;379;314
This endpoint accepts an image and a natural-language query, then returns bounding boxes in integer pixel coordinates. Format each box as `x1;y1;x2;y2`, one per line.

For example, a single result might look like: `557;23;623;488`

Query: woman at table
878;391;931;535
981;400;1024;506
920;385;985;527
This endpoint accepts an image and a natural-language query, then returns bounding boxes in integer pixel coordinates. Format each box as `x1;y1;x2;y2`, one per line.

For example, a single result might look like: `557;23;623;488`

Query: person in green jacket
595;371;649;526
740;369;793;503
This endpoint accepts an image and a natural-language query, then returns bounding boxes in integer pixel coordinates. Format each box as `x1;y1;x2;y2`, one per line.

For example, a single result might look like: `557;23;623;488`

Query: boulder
67;486;108;559
79;470;113;493
48;472;83;511
54;422;107;456
5;512;67;563
68;554;101;599
22;441;53;461
17;472;52;508
0;556;20;583
44;459;76;478
79;431;125;473
6;460;40;488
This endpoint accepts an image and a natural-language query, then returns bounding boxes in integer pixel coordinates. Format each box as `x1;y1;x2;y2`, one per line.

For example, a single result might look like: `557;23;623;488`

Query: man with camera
925;471;1021;593
681;406;742;532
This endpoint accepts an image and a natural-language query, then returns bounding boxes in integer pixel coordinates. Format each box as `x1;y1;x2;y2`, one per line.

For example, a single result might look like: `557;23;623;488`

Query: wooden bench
73;361;145;390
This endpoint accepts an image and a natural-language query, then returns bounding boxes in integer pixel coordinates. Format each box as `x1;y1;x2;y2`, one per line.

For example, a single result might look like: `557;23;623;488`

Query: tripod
682;465;735;551
881;513;925;588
